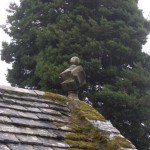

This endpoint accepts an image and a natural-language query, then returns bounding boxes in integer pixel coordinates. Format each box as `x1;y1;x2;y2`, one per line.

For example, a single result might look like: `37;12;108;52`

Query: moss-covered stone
65;100;107;150
66;139;95;149
68;148;82;150
66;132;88;141
44;92;68;104
52;122;67;128
41;92;134;150
106;136;133;150
77;100;105;121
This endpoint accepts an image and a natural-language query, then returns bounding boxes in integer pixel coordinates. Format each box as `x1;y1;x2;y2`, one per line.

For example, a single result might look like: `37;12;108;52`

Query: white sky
138;0;150;54
0;0;150;86
0;0;19;86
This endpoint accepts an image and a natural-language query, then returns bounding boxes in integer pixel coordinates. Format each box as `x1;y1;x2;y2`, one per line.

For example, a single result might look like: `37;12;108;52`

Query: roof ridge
0;85;44;97
0;85;138;150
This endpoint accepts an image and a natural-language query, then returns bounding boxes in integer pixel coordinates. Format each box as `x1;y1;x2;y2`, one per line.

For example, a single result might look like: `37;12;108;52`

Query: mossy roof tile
0;85;137;150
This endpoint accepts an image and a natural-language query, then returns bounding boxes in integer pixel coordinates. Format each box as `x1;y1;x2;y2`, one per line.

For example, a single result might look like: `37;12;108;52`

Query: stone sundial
60;56;86;99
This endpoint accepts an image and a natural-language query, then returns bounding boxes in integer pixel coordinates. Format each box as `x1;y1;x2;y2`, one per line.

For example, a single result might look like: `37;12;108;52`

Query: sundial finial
60;56;86;100
70;56;80;65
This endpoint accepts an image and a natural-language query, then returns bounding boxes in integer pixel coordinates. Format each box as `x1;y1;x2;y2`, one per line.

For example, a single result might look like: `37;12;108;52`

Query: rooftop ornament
60;56;86;100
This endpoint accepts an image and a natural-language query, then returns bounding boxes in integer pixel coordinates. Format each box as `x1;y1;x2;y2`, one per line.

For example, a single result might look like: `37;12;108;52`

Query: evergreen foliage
1;0;150;149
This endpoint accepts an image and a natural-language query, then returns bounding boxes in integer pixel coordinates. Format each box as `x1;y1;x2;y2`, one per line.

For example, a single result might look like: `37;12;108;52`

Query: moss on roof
65;103;107;149
0;86;136;150
44;92;69;103
106;136;132;150
76;100;105;121
41;92;135;150
64;99;133;150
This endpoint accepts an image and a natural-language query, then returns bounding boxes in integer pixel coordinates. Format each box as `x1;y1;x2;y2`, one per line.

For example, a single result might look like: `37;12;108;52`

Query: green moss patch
106;136;133;150
77;101;105;121
65;102;107;150
65;99;133;150
43;92;68;104
41;93;133;150
66;139;95;149
68;148;83;150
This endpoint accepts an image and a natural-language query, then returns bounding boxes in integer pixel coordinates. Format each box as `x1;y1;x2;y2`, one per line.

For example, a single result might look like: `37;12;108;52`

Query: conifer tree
1;0;150;149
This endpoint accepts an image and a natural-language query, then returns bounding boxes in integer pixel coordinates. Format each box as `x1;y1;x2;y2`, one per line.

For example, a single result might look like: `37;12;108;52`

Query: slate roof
0;85;137;150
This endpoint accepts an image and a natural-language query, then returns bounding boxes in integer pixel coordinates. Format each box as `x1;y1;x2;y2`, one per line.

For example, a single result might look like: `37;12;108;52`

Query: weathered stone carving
60;56;86;99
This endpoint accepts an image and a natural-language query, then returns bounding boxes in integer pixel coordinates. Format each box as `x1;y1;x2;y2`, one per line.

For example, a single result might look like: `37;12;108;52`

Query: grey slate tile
17;111;38;119
39;137;70;148
40;108;61;115
0;144;10;150
32;102;49;108
0;97;16;105
18;96;56;105
36;113;69;123
35;128;57;138
0;102;27;111
0;108;19;117
26;107;41;113
16;135;42;145
9;105;27;111
0;87;71;149
37;113;59;122
10;117;57;129
15;100;41;107
48;104;70;112
33;146;53;150
0;124;23;133
25;128;58;138
0;116;12;123
0;123;58;138
0;85;37;96
0;107;38;120
2;93;67;107
53;130;66;139
1;97;48;109
8;144;34;150
0;133;19;143
0;100;27;112
10;117;33;126
1;95;69;112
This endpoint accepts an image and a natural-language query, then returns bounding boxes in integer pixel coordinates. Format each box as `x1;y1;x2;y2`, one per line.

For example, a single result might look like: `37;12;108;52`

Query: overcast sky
0;0;150;86
0;0;20;86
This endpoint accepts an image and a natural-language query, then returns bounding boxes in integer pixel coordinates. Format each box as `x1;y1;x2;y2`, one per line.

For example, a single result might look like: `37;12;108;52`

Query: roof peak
0;85;137;150
0;85;44;97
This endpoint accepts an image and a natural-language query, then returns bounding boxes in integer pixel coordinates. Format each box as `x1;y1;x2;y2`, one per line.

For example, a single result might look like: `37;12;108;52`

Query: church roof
0;85;137;150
